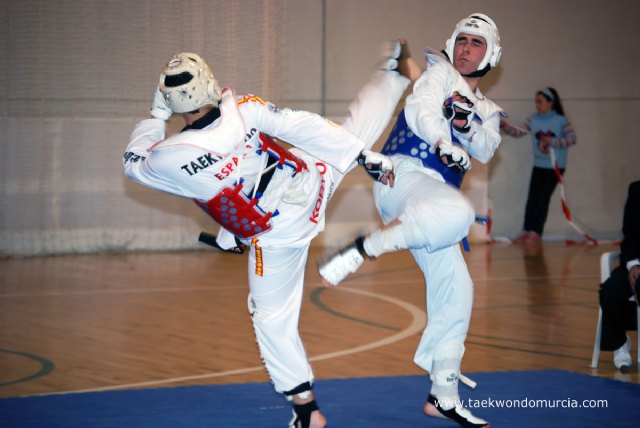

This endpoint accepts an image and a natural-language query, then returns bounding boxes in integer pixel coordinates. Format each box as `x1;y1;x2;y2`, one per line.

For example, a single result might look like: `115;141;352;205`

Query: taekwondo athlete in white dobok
123;50;413;428
319;14;503;428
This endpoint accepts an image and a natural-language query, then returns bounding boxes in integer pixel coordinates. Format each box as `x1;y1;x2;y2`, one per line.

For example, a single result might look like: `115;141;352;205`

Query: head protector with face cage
159;52;222;113
444;13;501;76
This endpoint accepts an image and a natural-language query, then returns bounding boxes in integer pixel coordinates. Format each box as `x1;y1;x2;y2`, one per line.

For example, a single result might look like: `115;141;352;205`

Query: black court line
310;258;607;365
311;287;594;363
0;349;55;387
468;333;593;350
310;287;399;331
465;340;591;362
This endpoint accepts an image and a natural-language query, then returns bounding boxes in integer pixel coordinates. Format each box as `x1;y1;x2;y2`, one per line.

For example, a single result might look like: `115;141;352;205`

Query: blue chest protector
382;109;483;252
381;109;466;188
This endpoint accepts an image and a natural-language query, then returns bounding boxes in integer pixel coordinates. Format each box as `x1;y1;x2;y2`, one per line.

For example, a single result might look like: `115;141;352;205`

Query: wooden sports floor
1;241;638;399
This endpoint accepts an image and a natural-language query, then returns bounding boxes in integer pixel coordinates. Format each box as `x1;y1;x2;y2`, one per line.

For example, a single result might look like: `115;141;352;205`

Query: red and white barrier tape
548;148;600;245
482;149;618;245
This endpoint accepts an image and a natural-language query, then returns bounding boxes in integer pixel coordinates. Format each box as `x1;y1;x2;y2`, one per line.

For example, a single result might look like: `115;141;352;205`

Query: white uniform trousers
373;155;475;373
247;70;411;394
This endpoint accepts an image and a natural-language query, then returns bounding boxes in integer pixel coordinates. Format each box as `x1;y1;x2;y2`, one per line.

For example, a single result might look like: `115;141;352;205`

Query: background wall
1;0;639;255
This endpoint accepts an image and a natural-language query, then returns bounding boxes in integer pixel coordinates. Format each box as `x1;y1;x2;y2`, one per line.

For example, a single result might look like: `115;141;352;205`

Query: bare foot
423;401;447;419
309;410;327;428
396;38;422;81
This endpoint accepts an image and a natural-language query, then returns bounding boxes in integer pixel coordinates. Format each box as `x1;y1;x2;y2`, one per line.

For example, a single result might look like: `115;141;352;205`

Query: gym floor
1;241;638;399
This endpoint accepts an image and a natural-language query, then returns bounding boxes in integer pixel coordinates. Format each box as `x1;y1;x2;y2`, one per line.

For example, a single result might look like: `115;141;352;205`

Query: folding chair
590;251;640;368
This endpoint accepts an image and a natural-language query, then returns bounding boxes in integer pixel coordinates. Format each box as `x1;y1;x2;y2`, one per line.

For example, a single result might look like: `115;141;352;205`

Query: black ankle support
284;381;312;397
355;236;369;258
292;400;319;428
427;394;488;428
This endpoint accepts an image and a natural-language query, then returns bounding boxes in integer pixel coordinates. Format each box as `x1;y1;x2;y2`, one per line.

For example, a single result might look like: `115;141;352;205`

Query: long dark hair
537;87;565;116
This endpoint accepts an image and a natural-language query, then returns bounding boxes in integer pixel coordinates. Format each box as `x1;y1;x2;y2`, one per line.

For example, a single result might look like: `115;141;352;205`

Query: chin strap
461;63;492;78
440;49;492;78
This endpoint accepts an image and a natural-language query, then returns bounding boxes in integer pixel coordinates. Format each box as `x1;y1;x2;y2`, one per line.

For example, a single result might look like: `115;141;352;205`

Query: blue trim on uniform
380;110;465;188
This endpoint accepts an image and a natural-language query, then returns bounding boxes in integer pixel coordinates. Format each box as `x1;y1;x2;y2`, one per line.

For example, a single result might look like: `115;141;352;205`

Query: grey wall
2;0;638;255
285;0;640;243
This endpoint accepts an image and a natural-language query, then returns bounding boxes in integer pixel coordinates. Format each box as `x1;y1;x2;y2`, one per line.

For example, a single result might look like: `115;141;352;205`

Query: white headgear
445;13;501;72
159;52;222;113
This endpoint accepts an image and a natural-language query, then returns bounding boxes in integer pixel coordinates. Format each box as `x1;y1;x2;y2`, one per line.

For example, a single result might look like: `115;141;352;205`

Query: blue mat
1;370;639;427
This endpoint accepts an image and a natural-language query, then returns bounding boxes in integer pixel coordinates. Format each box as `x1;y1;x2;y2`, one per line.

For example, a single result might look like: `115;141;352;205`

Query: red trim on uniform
309;162;327;224
237;94;266;106
252;238;264;276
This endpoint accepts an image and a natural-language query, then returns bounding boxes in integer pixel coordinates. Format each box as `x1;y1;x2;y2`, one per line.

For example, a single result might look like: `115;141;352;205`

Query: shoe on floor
318;244;365;286
513;231;540;243
513;231;529;242
524;231;541;242
613;336;632;369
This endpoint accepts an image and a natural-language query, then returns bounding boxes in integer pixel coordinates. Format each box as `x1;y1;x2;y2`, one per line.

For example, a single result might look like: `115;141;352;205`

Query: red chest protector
195;179;274;238
195;133;307;239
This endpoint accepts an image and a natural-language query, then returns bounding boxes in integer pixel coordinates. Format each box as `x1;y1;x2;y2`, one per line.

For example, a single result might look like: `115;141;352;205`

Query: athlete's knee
449;196;475;229
409;193;473;225
401;198;473;247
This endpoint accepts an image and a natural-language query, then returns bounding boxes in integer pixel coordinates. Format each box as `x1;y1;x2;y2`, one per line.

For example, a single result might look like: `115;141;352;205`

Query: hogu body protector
152;90;307;239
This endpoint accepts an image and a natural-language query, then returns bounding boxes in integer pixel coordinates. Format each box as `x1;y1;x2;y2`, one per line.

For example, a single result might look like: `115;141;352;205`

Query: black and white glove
150;86;173;121
436;140;471;173
358;149;394;185
443;93;475;134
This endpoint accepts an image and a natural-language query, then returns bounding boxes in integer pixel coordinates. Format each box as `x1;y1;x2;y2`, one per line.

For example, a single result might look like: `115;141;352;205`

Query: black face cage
164;72;194;87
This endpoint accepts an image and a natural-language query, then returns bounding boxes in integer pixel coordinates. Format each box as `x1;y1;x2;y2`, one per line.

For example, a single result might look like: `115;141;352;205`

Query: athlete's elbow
468;149;494;164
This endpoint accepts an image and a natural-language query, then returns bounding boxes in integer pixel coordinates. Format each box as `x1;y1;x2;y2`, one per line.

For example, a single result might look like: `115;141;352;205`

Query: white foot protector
318;246;364;286
379;39;402;71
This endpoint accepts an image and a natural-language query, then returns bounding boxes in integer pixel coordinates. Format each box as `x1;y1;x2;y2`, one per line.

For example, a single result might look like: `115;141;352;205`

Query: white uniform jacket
405;48;503;164
124;89;364;248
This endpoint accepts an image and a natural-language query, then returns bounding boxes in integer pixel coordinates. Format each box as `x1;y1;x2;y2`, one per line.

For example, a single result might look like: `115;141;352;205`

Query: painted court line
33;287;426;396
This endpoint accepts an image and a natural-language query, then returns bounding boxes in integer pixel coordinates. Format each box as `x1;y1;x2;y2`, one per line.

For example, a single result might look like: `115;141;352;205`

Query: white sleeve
123;118;173;190
239;98;365;173
405;58;502;164
455;109;502;164
123;118;209;198
125;118;166;158
404;61;452;146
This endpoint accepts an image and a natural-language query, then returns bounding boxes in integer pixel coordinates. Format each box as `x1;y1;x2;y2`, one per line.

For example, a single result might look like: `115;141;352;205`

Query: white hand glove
436;140;471;172
150;86;173;120
357;149;395;185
